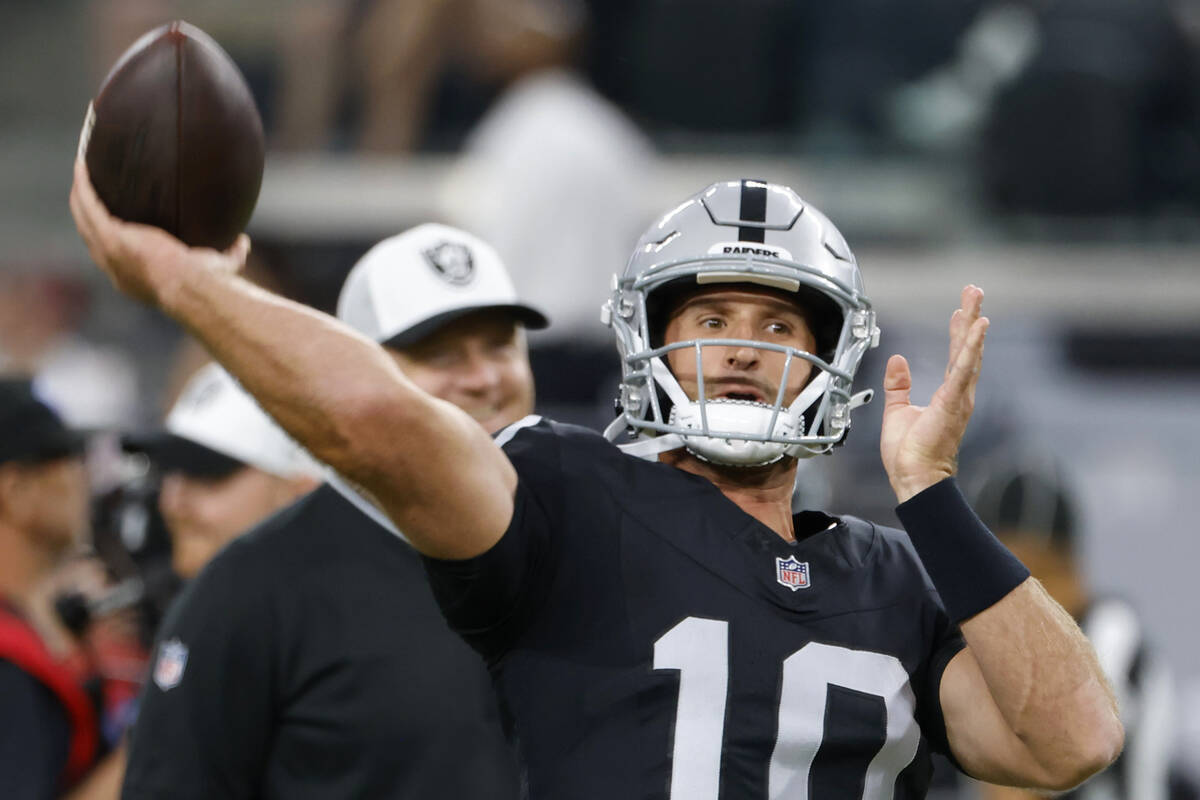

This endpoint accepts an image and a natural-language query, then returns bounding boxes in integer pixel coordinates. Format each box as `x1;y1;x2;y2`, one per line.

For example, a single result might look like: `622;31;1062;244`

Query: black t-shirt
122;484;519;800
0;661;71;800
424;418;966;800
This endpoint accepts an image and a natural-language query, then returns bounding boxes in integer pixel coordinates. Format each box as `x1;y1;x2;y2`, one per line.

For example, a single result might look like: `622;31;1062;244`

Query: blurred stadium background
4;0;1200;787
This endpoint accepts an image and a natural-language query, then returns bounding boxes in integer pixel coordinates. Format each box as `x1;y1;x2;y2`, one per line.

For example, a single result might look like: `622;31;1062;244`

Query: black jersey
423;418;966;800
122;484;519;800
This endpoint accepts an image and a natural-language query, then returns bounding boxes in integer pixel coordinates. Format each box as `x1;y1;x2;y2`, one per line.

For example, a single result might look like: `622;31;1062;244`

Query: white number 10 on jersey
654;616;921;800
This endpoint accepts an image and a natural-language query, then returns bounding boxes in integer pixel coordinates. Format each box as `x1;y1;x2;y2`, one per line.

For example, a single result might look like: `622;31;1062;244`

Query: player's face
663;287;817;406
159;466;303;579
389;310;536;435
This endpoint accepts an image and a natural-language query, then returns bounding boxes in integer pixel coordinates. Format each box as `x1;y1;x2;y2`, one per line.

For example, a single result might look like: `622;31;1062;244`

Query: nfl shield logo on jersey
153;638;189;691
775;556;811;591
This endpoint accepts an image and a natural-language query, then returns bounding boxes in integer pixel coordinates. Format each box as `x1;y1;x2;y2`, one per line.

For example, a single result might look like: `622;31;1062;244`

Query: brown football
82;21;265;250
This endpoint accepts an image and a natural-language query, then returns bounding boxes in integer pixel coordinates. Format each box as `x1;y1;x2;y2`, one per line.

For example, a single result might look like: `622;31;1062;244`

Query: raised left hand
880;285;989;503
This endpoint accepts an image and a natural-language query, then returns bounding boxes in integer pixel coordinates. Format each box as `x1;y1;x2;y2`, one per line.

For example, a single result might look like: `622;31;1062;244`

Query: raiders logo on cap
423;241;475;285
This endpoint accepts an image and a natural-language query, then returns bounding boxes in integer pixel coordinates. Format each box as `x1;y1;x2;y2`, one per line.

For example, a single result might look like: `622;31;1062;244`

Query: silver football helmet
602;179;880;466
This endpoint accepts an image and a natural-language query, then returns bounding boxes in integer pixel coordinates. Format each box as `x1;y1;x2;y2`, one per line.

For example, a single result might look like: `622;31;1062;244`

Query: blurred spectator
273;0;590;152
599;0;808;135
75;366;322;798
979;0;1200;215
430;0;653;427
888;3;1040;153
0;378;101;797
800;0;988;146
89;0;337;144
0;268;139;429
126;363;322;581
960;445;1196;800
121;224;535;798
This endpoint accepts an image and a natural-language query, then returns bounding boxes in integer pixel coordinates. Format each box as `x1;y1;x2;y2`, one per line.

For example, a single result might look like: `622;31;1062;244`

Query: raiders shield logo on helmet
423;241;475;285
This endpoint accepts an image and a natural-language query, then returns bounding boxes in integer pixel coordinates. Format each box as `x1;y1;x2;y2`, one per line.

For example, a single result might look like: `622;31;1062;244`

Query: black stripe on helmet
737;179;767;242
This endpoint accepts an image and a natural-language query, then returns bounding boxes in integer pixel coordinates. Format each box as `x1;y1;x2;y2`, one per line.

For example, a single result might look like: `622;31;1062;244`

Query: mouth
710;385;769;403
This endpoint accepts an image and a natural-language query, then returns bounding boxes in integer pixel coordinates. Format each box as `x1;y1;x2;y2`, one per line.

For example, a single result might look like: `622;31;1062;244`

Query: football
81;21;265;250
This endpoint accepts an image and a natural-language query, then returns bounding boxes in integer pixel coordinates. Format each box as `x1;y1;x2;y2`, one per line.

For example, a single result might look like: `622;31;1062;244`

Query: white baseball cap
127;364;322;480
336;223;548;345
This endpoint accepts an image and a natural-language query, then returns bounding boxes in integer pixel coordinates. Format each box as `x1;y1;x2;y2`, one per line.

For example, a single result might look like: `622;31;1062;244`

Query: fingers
227;234;251;262
210;234;252;276
70;156;113;262
946;285;984;380
883;354;912;411
944;316;989;403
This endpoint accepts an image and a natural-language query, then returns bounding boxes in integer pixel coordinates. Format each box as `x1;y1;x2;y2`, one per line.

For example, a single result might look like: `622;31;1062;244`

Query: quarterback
71;163;1122;798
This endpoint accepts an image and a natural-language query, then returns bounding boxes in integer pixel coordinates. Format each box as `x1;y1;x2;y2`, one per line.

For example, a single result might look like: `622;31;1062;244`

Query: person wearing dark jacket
122;224;545;799
0;378;97;799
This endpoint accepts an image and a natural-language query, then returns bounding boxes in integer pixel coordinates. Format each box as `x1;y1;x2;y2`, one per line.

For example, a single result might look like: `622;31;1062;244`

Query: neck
662;449;798;541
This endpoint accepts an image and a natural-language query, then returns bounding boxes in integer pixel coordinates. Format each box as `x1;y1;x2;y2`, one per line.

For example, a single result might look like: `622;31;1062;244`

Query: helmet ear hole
644;280;696;349
793;284;843;361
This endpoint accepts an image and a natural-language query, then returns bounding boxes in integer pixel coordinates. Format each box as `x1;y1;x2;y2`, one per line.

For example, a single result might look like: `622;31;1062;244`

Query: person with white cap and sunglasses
129;363;325;581
120;224;543;800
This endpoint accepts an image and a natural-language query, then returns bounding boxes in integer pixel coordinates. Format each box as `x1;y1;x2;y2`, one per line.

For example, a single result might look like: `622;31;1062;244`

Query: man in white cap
130;363;324;580
121;224;544;800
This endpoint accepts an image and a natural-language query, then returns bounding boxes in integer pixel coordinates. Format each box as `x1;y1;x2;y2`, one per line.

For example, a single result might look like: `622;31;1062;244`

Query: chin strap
606;356;701;459
651;356;693;409
602;414;629;441
785;371;830;420
618;433;686;460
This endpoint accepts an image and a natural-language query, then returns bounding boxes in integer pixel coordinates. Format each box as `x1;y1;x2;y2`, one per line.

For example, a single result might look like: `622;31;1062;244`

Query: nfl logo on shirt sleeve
774;556;811;591
153;638;189;691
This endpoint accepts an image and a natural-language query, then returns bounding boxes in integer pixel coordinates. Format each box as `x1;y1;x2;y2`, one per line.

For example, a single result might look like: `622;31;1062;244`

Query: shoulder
494;414;615;458
160;523;289;640
232;483;345;553
0;660;71;745
835;515;941;595
221;483;399;565
0;659;65;714
0;661;70;788
495;415;634;484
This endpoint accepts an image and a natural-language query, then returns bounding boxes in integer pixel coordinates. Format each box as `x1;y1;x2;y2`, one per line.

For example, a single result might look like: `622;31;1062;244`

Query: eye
421;349;460;368
487;340;519;361
700;317;724;330
765;321;792;336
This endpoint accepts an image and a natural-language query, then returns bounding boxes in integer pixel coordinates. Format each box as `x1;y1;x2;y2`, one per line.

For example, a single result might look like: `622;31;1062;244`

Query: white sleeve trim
493;414;543;448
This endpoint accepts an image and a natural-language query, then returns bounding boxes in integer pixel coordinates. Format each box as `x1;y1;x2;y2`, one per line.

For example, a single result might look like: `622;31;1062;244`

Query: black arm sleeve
422;477;557;661
0;661;70;800
121;549;276;800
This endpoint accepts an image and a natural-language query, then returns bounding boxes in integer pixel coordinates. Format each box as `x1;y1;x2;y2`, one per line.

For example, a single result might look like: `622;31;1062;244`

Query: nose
723;320;761;369
724;345;760;370
456;349;503;395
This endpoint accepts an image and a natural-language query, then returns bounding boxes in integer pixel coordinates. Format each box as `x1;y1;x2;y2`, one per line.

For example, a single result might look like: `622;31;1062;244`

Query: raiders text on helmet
602;179;880;466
